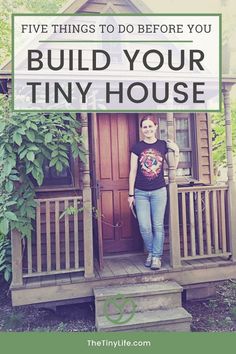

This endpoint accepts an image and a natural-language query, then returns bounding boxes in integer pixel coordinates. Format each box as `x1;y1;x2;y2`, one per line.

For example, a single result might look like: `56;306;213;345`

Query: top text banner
13;14;221;112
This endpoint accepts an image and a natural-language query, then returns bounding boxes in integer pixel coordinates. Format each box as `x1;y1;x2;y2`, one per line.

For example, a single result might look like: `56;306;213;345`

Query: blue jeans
135;187;167;258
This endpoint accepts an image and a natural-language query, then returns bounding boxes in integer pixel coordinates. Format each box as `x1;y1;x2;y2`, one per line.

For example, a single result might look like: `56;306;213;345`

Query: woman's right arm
128;152;138;207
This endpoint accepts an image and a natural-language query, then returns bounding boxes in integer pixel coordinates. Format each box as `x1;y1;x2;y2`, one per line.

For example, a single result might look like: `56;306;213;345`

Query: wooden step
96;307;192;332
94;281;182;317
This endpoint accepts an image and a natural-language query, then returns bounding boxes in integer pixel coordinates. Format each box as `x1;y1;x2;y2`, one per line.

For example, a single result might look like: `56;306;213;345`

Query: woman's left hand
128;196;135;208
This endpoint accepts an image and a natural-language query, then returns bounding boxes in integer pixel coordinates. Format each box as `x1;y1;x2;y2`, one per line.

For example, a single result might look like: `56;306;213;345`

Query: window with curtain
158;113;194;177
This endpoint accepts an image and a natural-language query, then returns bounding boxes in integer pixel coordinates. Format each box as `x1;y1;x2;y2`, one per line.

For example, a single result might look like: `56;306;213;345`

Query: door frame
90;113;143;268
90;112;104;269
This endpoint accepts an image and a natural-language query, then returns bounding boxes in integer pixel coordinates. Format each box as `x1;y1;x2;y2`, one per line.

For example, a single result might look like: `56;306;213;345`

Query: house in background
1;0;236;331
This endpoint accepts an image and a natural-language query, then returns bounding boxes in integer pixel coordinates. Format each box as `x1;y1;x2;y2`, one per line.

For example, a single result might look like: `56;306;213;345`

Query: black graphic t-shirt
131;140;168;191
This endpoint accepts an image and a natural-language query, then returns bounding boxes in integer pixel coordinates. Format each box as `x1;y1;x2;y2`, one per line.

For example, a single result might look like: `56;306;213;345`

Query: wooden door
94;113;142;256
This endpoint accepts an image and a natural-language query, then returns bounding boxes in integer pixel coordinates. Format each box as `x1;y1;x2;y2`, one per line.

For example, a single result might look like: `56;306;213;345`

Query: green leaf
26;164;34;174
26;207;36;219
55;161;63;172
5;201;17;207
5;211;18;221
59;156;69;166
13;132;22;146
32;159;41;168
17;145;25;154
78;150;87;164
37;172;44;186
9;174;20;181
26;130;35;142
8;157;16;169
17;127;26;135
51;150;59;158
49;157;58;167
41;148;51;159
19;150;27;159
58;144;67;151
30;123;38;131
45;133;53;144
32;168;44;186
58;151;68;158
78;144;86;153
5;181;14;193
4;269;11;282
3;164;12;177
5;144;13;153
0;219;9;235
28;145;39;151
25;120;31;128
0;121;6;133
26;151;35;162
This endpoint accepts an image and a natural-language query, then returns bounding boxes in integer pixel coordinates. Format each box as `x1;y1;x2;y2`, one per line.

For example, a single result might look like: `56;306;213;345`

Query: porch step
93;281;192;332
96;307;192;332
94;281;182;317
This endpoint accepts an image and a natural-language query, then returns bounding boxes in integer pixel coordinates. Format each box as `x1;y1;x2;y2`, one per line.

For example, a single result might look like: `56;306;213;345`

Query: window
157;113;195;178
42;161;72;186
33;113;81;190
36;151;81;190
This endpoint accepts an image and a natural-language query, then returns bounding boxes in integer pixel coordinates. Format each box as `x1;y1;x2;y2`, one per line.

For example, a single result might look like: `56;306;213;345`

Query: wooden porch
10;253;236;306
10;183;236;306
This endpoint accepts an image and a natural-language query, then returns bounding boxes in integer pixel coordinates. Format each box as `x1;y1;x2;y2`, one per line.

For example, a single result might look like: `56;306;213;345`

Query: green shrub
0;95;86;239
211;101;236;169
0;234;11;282
3;311;25;330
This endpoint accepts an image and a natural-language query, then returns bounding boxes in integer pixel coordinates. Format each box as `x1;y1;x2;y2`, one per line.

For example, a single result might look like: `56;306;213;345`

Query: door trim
90;112;104;269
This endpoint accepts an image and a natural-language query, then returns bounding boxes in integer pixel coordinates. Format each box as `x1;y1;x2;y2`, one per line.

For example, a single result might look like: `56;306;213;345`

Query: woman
128;115;179;270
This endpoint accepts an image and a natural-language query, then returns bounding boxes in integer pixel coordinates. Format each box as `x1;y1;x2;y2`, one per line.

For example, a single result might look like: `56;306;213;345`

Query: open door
92;113;142;268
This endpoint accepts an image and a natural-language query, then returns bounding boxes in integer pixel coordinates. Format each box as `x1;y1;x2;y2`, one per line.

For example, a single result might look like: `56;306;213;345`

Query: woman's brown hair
140;115;158;127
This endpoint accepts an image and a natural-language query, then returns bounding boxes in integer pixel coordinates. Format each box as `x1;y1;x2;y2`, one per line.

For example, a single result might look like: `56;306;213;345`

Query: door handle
115;221;123;227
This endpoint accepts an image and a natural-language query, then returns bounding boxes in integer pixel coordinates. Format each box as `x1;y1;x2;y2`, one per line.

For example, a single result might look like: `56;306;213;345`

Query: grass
184;280;236;332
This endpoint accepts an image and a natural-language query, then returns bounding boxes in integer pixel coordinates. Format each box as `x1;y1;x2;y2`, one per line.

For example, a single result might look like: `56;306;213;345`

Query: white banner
13;14;220;111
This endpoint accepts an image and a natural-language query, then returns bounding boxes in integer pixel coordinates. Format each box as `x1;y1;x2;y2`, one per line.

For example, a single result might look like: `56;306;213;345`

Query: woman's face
141;119;157;139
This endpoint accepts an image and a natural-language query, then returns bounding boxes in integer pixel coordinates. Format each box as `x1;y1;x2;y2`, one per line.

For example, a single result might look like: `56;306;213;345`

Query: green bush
0;95;86;282
211;101;236;169
0;95;86;239
0;234;11;282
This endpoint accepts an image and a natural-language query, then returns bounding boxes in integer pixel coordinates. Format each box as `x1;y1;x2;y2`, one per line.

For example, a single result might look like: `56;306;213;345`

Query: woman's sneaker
151;257;161;270
144;253;152;267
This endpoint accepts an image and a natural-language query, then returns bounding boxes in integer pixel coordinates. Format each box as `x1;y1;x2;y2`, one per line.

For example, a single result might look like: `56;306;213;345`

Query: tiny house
1;0;236;331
